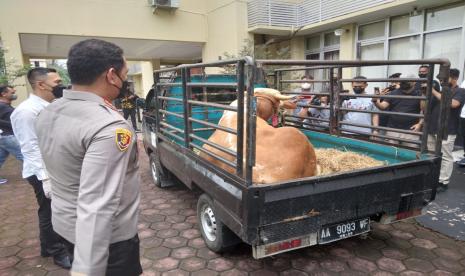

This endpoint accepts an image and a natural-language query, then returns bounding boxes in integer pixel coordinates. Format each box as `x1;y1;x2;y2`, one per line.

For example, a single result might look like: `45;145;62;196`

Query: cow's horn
254;88;294;100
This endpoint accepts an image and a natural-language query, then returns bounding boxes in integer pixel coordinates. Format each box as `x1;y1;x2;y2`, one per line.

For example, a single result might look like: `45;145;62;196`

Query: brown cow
201;88;317;184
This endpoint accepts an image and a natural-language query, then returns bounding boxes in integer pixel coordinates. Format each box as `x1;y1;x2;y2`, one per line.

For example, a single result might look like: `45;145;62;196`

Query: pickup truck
142;58;451;258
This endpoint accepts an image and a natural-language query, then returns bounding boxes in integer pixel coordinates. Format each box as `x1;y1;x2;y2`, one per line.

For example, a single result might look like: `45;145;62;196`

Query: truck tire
149;152;176;188
197;194;240;253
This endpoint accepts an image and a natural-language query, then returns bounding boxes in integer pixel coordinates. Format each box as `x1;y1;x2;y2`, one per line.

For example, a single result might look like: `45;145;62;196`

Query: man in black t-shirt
373;74;422;148
0;85;24;184
427;69;465;192
416;65;441;93
378;73;402;136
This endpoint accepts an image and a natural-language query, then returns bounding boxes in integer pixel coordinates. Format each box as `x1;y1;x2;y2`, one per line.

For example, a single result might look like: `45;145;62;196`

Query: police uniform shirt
35;90;141;276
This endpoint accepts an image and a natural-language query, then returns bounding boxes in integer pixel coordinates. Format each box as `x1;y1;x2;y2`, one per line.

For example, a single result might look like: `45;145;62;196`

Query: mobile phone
374;87;380;95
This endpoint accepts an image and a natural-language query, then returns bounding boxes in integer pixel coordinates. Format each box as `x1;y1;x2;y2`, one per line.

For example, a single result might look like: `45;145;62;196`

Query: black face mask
113;73;130;99
400;82;412;91
52;85;66;98
353;87;364;94
418;73;427;78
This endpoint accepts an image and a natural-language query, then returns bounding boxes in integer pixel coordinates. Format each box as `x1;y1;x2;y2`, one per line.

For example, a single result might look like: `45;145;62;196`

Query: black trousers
123;109;138;130
26;175;66;257
61;234;142;276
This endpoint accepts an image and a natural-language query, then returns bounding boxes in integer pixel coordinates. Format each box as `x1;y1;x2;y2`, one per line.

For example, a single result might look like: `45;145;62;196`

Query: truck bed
157;129;440;254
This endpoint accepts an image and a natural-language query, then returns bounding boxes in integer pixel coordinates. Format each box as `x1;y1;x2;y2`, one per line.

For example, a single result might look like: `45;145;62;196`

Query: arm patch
115;128;132;151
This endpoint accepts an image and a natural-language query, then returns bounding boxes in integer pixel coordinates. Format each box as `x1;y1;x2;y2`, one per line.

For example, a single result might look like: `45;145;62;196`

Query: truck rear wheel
197;194;240;253
149;152;176;188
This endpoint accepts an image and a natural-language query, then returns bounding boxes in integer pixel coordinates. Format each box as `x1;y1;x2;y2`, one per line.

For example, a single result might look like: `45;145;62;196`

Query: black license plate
318;218;370;244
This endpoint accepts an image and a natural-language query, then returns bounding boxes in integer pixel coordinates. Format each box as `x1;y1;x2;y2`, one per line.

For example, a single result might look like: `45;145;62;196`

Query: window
360;44;385;90
306;53;320;60
304;31;340;91
389;36;421;59
304;53;321;88
356;2;465;83
324;50;339;60
388;36;421;75
357;21;387;91
358;21;385;40
324;33;339;47
390;14;423;36
304;31;340;59
424;29;462;70
305;36;320;51
361;44;384;60
426;4;465;31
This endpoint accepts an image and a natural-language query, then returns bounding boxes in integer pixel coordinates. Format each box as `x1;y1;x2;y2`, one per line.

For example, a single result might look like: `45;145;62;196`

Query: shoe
457;157;465;166
53;254;72;270
437;183;449;193
0;178;7;185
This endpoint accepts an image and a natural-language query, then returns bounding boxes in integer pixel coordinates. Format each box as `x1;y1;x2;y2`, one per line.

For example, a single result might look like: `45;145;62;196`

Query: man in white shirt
341;76;379;136
457;79;465;166
10;67;71;269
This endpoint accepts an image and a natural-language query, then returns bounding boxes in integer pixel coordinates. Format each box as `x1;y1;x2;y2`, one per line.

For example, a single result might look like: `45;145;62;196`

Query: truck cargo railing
260;59;451;155
152;58;450;187
152;57;256;185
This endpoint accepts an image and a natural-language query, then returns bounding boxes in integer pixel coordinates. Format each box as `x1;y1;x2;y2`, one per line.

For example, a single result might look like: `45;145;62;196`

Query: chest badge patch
116;128;132;151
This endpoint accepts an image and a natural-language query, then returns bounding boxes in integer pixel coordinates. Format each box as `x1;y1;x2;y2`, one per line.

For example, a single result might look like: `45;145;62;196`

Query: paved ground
416;150;465;241
1;141;465;275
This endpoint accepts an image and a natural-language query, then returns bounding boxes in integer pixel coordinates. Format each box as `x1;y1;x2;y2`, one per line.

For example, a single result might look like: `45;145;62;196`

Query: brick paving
1;141;465;275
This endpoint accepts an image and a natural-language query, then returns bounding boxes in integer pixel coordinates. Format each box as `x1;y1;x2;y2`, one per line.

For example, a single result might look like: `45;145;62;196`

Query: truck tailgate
254;158;440;244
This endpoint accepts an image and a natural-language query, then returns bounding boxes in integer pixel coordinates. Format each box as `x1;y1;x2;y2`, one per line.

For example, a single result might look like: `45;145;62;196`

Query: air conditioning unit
149;0;179;10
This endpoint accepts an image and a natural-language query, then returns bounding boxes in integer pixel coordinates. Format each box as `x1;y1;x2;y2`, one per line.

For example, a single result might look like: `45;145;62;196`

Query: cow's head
254;88;294;121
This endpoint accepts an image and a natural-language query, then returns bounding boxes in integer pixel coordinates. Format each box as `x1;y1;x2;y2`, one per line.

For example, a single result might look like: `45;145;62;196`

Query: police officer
35;39;142;276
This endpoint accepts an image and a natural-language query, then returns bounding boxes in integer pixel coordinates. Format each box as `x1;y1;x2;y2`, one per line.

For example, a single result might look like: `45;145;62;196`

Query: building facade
0;0;250;103
1;0;464;103
249;0;465;91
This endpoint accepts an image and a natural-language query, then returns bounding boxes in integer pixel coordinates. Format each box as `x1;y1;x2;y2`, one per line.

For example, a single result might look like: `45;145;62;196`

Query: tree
221;38;290;76
49;60;70;85
0;39;30;86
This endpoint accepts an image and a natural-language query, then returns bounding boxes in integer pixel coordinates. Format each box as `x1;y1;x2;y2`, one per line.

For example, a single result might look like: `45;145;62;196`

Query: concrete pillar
151;59;160;71
339;23;356;89
339;24;356;61
290;36;305;60
141;61;154;97
202;0;249;74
